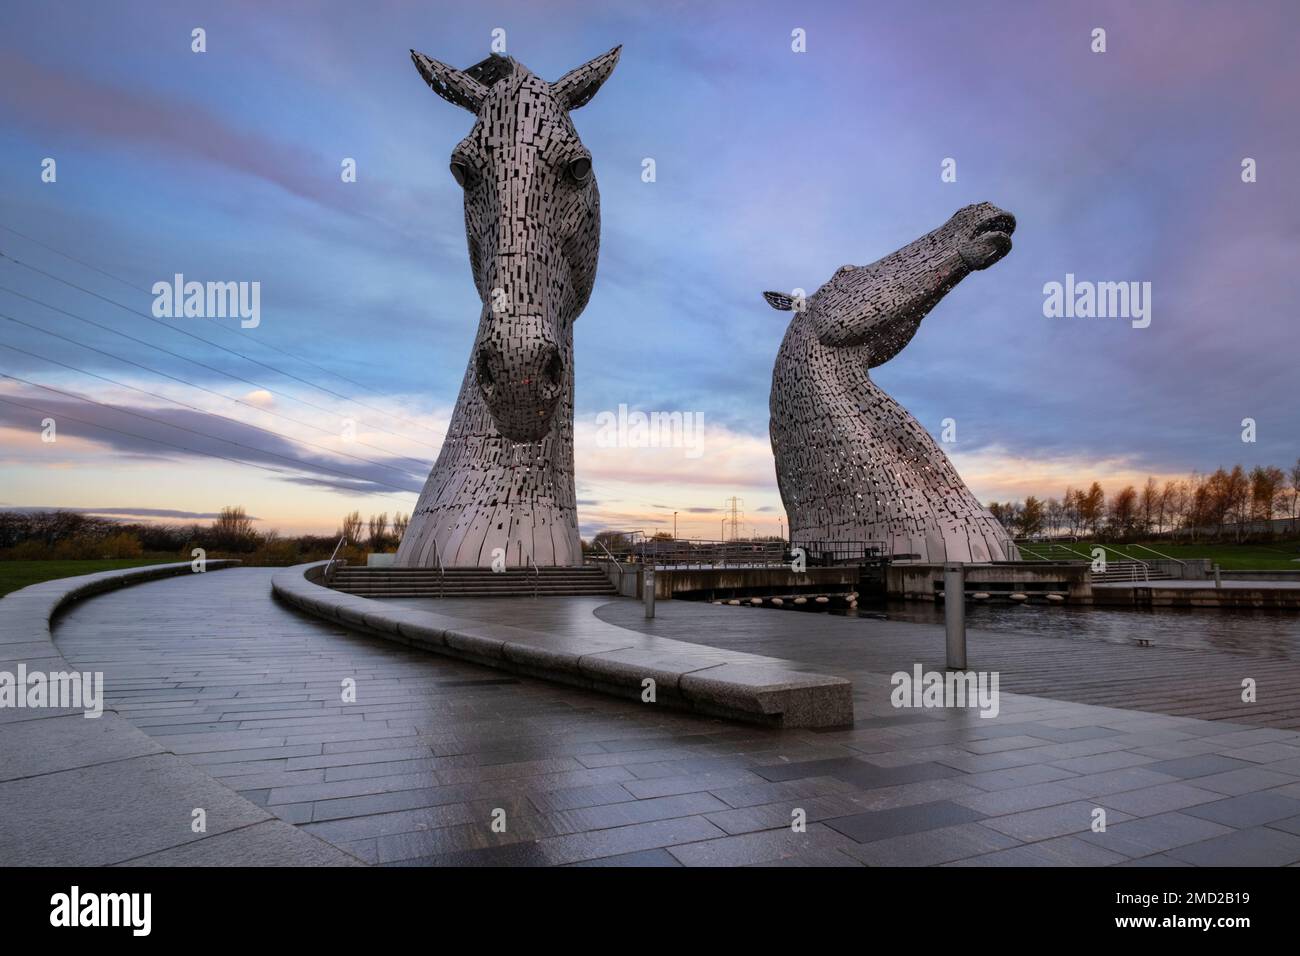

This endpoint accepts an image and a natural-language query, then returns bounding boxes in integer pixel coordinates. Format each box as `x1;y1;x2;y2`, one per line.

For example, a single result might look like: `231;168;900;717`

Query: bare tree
1080;483;1105;537
1020;496;1045;537
367;512;391;551
1109;485;1138;540
1139;477;1158;537
1290;458;1300;533
1250;466;1285;531
1157;479;1183;536
211;505;258;552
1045;497;1063;538
1225;465;1251;540
339;511;363;544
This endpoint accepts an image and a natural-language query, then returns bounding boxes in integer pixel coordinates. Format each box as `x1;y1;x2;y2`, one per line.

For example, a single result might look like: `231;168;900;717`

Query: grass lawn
1015;540;1300;571
0;558;180;598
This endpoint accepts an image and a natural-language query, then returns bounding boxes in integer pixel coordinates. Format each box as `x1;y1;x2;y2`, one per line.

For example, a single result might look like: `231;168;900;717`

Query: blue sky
0;0;1296;537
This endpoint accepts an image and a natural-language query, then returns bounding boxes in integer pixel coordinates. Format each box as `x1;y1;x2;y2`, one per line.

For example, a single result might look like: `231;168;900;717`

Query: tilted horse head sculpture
763;202;1020;564
411;47;618;442
396;47;619;568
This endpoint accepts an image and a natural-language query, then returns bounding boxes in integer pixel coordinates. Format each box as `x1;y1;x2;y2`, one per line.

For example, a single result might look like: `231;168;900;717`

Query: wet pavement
44;568;1300;866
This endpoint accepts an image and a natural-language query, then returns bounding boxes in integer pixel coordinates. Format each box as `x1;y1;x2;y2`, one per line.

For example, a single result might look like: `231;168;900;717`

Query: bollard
1213;563;1221;589
644;565;656;619
943;563;967;670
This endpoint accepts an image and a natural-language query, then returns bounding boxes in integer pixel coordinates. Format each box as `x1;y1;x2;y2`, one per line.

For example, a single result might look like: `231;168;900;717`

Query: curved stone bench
273;562;853;729
0;561;360;866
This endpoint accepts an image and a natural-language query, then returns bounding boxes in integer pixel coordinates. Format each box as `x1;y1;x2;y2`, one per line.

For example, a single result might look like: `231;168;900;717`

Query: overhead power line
0;290;434;470
0;222;445;437
0;337;428;483
1;372;420;500
0;252;444;453
0;393;417;507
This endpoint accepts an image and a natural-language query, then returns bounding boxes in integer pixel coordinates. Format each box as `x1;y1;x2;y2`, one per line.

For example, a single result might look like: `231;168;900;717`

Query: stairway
1089;561;1177;584
327;565;618;598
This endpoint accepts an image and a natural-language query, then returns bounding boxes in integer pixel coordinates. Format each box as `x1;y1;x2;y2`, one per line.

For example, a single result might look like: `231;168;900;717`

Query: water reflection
842;602;1300;658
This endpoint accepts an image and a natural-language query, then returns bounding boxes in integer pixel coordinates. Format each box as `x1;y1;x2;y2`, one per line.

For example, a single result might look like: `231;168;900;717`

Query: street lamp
673;511;678;540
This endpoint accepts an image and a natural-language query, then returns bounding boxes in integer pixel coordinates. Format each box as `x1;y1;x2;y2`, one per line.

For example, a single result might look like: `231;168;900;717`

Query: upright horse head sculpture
764;202;1020;563
396;47;620;568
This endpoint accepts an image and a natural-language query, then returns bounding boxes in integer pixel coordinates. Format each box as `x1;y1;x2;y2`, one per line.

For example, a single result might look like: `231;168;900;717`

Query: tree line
987;460;1300;541
0;506;410;565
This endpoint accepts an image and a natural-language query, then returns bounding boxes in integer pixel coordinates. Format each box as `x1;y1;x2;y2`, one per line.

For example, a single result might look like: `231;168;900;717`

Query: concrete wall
652;566;859;600
587;561;861;600
888;562;1093;601
1092;584;1300;609
1220;569;1300;582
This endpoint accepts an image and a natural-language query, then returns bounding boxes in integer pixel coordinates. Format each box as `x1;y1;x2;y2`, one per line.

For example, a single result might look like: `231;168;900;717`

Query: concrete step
331;573;608;582
329;565;616;598
333;583;616;592
335;590;617;598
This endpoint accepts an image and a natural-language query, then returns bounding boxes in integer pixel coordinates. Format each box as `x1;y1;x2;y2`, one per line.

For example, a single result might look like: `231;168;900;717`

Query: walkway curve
0;561;359;866
272;562;852;728
40;567;1300;866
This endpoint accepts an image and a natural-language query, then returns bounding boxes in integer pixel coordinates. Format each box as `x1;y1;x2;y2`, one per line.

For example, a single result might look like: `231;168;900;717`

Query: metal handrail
1127;542;1186;574
526;551;539;598
1094;545;1149;581
1013;540;1150;581
324;535;346;584
1012;541;1054;561
432;546;445;599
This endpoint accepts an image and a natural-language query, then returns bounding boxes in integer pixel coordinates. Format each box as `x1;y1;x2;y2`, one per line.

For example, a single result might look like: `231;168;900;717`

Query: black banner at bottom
0;865;1280;941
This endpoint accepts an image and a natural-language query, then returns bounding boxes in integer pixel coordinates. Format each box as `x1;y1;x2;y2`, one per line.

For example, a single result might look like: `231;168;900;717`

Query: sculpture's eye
567;156;592;184
450;159;476;188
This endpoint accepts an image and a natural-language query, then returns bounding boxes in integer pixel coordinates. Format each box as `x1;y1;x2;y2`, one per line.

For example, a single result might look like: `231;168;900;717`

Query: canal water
847;601;1300;658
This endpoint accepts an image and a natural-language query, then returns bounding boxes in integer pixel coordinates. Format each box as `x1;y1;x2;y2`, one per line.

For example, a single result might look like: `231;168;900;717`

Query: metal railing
585;531;886;570
1010;540;1053;561
1092;545;1150;581
323;536;346;584
1127;542;1187;575
1014;539;1150;580
791;540;888;567
525;551;539;598
432;546;445;599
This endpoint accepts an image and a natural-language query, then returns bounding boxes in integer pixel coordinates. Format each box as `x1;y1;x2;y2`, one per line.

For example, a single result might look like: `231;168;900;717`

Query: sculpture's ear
763;291;795;311
551;45;621;110
411;49;488;112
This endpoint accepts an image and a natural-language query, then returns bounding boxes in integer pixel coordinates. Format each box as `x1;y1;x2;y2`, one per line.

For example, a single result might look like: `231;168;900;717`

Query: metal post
944;562;967;670
643;565;656;619
1213;563;1222;589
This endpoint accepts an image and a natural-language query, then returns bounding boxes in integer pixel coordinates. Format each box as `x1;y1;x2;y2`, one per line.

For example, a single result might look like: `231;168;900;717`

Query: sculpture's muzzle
474;315;565;443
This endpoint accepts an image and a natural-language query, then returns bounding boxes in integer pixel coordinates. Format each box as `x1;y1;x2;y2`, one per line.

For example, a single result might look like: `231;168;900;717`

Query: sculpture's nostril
543;348;564;388
976;213;1016;237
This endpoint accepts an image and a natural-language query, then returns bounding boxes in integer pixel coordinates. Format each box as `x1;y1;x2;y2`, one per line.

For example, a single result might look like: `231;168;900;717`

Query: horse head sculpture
763;202;1020;563
396;47;619;568
411;46;618;442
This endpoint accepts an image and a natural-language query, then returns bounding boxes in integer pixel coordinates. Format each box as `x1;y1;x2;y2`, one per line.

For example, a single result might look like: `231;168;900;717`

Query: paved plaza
23;568;1300;866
